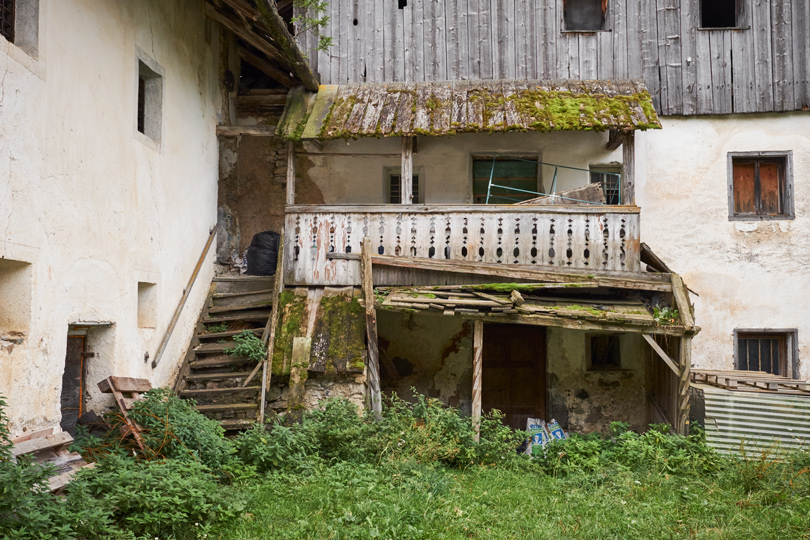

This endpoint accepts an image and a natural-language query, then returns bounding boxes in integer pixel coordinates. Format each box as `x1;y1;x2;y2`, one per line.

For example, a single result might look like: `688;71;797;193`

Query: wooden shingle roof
281;79;661;140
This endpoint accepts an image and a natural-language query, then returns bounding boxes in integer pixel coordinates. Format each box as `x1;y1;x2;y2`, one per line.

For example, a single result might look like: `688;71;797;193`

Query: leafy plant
292;0;333;52
204;322;229;333
653;305;680;325
228;330;268;363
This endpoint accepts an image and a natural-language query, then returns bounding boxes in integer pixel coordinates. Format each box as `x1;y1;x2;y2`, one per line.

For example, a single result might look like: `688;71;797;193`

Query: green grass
213;459;810;539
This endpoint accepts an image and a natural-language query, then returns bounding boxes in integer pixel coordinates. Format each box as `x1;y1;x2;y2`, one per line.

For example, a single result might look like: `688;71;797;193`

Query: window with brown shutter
728;153;793;220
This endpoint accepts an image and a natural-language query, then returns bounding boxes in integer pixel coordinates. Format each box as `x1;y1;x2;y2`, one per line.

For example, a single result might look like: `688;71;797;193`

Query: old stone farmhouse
1;0;808;445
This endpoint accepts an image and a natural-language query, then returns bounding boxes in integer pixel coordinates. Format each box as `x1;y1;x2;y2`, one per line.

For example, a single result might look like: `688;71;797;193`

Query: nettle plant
228;330;268;363
292;0;333;51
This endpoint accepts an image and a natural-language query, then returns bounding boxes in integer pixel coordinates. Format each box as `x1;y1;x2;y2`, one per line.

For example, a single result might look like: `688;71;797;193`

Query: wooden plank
731;26;756;113
253;0;320;90
472;319;483;441
216;125;277;137
792;0;810;109
657;0;683;115
639;0;660;111
694;23;713;114
97;376;151;394
48;462;95;493
477;0;493;79
642;333;680;376
236;46;297;88
10;428;54;444
622;131;635;204
362;238;382;421
670;272;694;328
286;142;296;206
401;137;414;204
12;432;73;457
709;31;732;114
578;34;598;80
677;335;691;435
771;0;794;111
752;0;774;111
371;254;672;291
679;0;698;114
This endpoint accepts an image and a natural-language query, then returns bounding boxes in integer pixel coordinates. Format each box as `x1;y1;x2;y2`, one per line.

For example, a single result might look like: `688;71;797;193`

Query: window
0;258;32;333
590;167;622;205
388;171;421;204
473;157;539;204
564;0;606;31
735;330;797;377
0;0;14;42
136;52;163;141
701;0;744;28
589;334;621;369
728;152;793;220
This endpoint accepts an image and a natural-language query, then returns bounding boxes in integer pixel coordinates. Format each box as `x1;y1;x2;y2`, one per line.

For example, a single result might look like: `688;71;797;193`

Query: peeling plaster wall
547;328;648;434
377;311;473;414
302;131;623;204
0;0;221;435
637;113;810;380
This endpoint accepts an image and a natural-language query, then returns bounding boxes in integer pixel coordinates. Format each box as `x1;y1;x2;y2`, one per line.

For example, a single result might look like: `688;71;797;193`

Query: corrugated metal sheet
696;383;810;455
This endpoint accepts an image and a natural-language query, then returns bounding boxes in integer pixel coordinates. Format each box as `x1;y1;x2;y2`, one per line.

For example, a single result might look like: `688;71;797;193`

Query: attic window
136;54;163;141
0;0;14;42
564;0;607;31
701;0;742;28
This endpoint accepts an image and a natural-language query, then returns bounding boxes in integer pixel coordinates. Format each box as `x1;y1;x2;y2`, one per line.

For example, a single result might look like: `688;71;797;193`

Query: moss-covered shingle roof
280;79;661;140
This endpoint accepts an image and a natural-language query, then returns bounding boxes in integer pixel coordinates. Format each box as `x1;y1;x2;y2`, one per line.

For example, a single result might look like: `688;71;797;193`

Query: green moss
318;294;367;374
566;304;609;316
563;283;586;288
272;291;308;378
469;283;545;293
411;292;437;299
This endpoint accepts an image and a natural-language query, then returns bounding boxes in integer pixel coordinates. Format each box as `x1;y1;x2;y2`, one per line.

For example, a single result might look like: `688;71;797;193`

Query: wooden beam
401;137;414;204
677;336;692;435
605;129;625;151
370;255;673;292
670;273;695;329
642;333;680;376
237;46;296;88
286;141;296;206
622;131;635;204
362;238;383;421
216;125;277;137
254;0;320;91
472;319;483;441
205;5;289;68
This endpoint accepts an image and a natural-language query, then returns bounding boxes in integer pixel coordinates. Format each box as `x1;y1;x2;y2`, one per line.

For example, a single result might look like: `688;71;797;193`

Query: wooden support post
670;273;695;329
472;319;483;442
286;141;296;206
401;136;414;204
622;131;635;204
642;333;680;376
677;336;692;436
286;337;312;423
361;237;383;421
605;129;625;151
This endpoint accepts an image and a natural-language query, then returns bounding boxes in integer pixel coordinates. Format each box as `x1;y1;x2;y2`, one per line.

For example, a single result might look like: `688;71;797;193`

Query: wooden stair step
208;302;273;314
180;386;260;398
197;328;262;341
189;356;256;369
204;310;271;324
184;371;254;381
195;403;258;412
213;288;274;299
213;275;275;282
219;419;257;431
194;342;236;354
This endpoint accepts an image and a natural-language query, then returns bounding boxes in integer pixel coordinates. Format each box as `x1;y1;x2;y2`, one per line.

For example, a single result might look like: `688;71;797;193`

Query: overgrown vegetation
291;0;333;52
227;330;268;363
653;305;680;325
2;392;810;539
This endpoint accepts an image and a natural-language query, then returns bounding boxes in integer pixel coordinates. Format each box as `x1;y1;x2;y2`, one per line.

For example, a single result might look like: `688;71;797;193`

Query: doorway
60;335;86;436
481;324;546;430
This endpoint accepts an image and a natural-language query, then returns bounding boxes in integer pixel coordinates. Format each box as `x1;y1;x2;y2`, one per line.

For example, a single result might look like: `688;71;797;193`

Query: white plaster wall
636;113;810;380
0;0;221;435
302;130;623;204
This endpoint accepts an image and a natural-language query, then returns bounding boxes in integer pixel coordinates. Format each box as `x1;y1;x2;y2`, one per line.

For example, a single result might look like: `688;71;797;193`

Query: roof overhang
279;79;661;140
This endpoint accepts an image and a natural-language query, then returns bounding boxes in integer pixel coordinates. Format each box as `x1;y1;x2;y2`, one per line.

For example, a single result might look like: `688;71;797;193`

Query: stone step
195;402;258;412
188;355;255;370
197;328;263;341
179;386;260;399
184;371;254;382
208;301;273;315
204;310;271;324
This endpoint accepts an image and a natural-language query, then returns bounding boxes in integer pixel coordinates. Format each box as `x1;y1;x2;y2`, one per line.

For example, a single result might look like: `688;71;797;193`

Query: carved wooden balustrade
284;205;641;286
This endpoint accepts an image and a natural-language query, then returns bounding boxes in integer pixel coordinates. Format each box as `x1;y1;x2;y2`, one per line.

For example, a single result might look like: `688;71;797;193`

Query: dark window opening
389;173;420;204
590;168;621;205
589;334;621;369
137;76;146;134
564;0;606;31
0;0;15;42
730;155;790;218
736;332;789;376
701;0;737;28
473;157;539;204
398;0;407;9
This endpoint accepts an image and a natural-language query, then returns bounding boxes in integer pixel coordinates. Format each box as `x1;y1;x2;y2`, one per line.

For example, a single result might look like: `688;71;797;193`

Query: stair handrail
152;228;216;369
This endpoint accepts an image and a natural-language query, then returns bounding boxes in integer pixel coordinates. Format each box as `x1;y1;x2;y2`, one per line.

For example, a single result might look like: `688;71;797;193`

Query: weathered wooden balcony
284;205;640;286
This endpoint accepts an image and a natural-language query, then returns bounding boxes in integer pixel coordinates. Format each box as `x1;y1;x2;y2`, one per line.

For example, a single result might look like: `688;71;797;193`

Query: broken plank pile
10;429;95;493
692;370;810;396
377;284;658;329
98;376;152;451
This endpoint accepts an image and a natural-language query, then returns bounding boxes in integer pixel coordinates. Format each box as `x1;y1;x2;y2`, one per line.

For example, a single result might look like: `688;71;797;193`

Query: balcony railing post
401;136;413;204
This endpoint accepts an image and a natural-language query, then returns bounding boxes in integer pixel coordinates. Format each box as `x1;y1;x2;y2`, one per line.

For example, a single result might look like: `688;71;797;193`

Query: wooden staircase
173;275;275;431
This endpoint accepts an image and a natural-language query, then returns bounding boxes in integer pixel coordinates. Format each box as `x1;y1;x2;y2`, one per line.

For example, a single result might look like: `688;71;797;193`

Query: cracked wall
0;0;221;436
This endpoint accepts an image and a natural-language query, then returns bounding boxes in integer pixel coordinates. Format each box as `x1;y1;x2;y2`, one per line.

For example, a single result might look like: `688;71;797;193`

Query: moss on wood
272;291;308;377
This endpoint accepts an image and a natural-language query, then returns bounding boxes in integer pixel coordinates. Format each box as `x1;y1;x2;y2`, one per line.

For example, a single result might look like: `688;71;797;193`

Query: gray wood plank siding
295;0;810;115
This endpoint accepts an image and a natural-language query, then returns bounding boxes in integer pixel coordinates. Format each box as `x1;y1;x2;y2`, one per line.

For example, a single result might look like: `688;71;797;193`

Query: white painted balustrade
284;205;640;286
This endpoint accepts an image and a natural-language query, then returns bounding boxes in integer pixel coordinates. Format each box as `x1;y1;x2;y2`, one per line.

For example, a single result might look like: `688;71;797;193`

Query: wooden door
482;324;546;430
60;336;85;436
